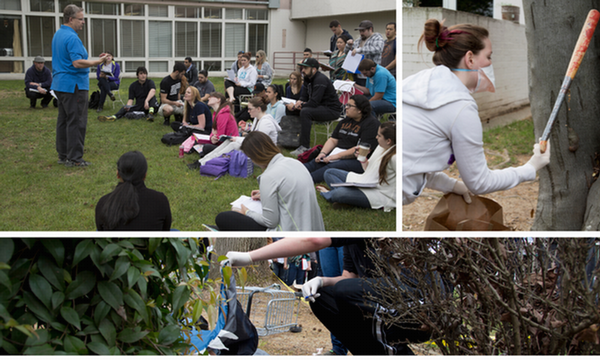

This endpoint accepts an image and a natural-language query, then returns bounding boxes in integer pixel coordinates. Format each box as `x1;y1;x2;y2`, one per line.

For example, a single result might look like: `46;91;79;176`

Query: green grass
482;118;535;166
0;78;395;231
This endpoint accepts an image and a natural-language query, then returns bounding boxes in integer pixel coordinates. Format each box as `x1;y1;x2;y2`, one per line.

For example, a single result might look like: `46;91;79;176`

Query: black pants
224;79;251;112
115;98;158;119
298;106;341;148
97;78;118;108
215;211;267;231
310;278;431;355
25;88;53;107
55;87;88;162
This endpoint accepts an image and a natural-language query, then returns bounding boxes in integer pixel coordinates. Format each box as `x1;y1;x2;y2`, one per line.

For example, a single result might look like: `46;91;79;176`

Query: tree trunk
524;0;600;230
210;238;272;282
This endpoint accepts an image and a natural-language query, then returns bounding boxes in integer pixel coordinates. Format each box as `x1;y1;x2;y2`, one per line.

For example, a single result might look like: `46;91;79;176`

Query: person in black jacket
289;58;342;156
24;56;55;108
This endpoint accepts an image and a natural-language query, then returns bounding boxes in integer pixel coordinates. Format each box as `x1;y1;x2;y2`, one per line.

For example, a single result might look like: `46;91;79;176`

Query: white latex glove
224;251;253;267
301;277;323;303
527;142;551;171
452;181;472;204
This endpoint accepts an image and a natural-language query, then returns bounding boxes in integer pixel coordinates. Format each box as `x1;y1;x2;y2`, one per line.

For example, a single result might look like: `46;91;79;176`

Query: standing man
193;69;215;103
158;62;186;126
184;57;198;85
328;20;353;54
345;20;384;87
380;22;396;78
52;4;107;167
25;56;54;108
303;48;313;59
290;58;342;156
356;59;396;118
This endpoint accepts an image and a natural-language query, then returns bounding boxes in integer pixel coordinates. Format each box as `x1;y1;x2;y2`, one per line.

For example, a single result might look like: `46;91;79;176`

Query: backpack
88;91;100;109
297;144;323;163
277;115;302;149
161;128;193;146
200;155;231;179
227;150;253;178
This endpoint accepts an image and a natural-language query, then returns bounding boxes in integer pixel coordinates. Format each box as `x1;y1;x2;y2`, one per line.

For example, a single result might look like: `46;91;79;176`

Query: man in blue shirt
356;59;396;118
51;4;106;167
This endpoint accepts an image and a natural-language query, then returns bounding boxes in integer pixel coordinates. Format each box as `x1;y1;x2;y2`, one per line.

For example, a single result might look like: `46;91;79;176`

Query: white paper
230;195;263;214
327;147;345;163
333;80;355;92
49;90;58;100
193;133;211;142
226;69;236;81
323;50;333;56
281;97;297;105
341;52;364;74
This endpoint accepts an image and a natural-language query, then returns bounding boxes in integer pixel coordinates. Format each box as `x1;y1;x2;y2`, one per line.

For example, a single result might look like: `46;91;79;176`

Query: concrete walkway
481;106;532;131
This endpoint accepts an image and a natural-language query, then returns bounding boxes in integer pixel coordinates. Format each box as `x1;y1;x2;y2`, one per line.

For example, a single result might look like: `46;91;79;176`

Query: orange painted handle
566;9;600;79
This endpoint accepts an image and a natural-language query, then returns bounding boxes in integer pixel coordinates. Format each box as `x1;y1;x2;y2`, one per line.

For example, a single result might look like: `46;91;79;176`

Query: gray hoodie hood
402;65;475;110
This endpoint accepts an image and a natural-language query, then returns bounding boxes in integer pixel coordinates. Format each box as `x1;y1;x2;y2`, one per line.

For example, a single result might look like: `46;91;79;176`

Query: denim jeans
369;99;396;118
319;246;348;355
321;168;371;208
286;263;305;286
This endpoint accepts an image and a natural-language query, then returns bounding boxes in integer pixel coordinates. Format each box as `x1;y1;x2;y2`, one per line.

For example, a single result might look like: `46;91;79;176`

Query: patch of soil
403;154;539;231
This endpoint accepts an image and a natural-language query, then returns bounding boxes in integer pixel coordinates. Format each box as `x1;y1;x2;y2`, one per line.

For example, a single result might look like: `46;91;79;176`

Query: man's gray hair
63;4;83;23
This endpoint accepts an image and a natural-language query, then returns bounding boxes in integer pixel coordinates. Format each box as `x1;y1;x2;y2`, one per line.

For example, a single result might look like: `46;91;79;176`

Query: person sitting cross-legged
98;66;158;122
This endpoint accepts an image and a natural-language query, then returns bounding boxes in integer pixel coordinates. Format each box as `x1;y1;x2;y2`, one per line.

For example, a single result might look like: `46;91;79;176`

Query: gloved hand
223;251;253;267
301;277;323;303
527;142;551;171
452;181;472;204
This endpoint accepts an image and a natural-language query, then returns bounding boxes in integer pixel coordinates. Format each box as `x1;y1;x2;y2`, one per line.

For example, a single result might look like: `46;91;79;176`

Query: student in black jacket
24;56;55;108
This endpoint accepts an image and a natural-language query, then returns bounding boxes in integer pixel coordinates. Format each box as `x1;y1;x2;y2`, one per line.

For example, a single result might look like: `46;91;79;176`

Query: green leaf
136;276;147;300
127;267;140;289
171;285;190;314
117;240;134;249
29;274;53;309
25;329;49;347
60;306;81;330
65;271;96;299
63;335;86;354
49;321;66;332
94;301;111;327
100;244;121;264
0;239;14;263
158;324;181;346
89;245;103;274
23;291;55;323
38;255;65;292
118;327;149;343
42;239;65;268
0;262;10;270
169;239;192;269
223;266;232;288
72;239;94;266
23;344;55;355
0;303;11;322
109;256;130;282
138;350;157;355
148;238;161;255
87;342;110;355
99;318;117;346
98;281;124;311
109;347;121;355
124;289;149;325
51;292;65;310
20;239;37;249
0;270;11;292
192;299;203;324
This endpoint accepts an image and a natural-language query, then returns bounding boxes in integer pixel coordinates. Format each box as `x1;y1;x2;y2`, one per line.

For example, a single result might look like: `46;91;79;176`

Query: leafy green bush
0;239;223;355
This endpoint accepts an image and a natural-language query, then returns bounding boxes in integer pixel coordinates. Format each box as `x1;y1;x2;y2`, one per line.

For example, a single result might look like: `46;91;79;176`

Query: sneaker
57;159;68;165
98;115;116;122
96;107;103;113
109;92;116;101
163;117;171;126
290;145;309;156
65;160;91;167
187;161;200;170
146;112;154;122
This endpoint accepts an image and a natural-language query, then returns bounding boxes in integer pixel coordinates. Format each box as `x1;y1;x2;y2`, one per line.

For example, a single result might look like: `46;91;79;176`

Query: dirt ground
403;154;540;231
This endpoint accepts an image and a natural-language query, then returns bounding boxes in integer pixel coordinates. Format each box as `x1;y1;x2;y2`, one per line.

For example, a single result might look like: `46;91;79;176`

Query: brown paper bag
424;193;511;231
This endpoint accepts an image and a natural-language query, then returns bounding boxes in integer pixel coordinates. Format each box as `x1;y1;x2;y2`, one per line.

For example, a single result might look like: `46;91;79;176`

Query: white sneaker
290;145;309;156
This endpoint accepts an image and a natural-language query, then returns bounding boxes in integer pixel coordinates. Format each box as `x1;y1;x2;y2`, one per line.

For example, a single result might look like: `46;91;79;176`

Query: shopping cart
236;283;303;336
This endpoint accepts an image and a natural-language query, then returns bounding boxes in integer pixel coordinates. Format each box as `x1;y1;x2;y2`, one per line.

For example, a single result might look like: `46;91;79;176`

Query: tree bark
210;238;272;281
524;0;600;230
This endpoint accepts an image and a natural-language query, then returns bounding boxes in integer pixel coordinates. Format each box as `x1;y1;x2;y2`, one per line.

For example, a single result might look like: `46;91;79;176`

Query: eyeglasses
74;17;84;21
345;104;357;108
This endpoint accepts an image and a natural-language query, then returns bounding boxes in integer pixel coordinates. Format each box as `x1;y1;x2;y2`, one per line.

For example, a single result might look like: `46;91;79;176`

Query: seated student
95;51;121;113
224;52;257;104
24;56;55;109
318;122;396;212
355;59;396;118
238;97;281;144
158;62;186;126
97;66;158;122
215;132;325;232
171;86;212;134
304;95;380;183
231;50;244;74
303;48;313;59
192;69;216;103
329;35;350;81
255;50;273;86
235;83;266;124
265;84;285;124
284;71;304;116
96;151;171;231
225;237;434;355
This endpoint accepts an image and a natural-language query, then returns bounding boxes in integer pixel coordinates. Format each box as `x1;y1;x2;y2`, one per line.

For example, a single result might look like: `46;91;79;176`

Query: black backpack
277;115;302;149
88;91;100;109
161;128;193;146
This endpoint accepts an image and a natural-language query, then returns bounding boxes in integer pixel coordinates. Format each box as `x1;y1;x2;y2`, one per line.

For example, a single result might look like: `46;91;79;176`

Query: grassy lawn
482;118;536;166
0;77;395;231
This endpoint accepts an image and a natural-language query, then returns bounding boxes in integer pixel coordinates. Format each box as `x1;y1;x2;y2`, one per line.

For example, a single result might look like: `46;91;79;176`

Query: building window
246;9;267;20
175;6;200;18
200;23;221;58
125;60;145;73
124;4;144;16
149;21;172;57
27;16;54;57
30;0;54;12
204;8;222;19
121;20;144;58
87;2;119;16
0;17;22;56
225;23;245;58
248;24;267;55
1;0;21;11
175;22;197;58
58;1;81;12
203;60;221;72
149;5;168;17
225;8;243;20
149;61;168;73
90;19;117;57
0;60;24;73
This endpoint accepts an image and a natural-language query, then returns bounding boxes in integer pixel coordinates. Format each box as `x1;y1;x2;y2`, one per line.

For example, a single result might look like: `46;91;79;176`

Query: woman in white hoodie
402;19;551;205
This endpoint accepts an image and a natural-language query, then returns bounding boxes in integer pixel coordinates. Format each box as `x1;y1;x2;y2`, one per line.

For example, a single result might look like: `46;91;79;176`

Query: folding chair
109;75;125;109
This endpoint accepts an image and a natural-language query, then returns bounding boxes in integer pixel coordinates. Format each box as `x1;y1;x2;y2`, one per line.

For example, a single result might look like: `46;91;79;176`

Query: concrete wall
290;0;396;19
267;0;306;77
403;7;529;121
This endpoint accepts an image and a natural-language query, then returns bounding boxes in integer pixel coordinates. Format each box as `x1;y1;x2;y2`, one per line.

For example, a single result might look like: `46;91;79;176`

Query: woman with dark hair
318;122;396;211
403;19;550;205
224;52;257;103
95;151;171;230
329;35;350;80
171;86;212;134
266;84;285;124
96;51;120;112
285;71;304;116
215;131;324;231
304;94;379;184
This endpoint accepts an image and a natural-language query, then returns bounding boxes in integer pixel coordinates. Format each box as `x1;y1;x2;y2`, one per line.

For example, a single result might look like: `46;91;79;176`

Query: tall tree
524;1;600;230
